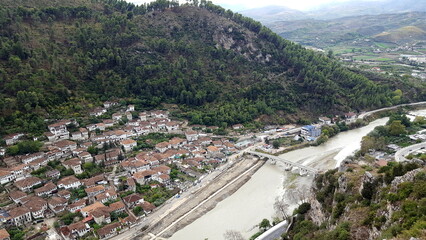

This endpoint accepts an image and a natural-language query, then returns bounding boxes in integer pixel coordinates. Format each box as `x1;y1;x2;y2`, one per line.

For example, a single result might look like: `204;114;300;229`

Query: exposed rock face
307;198;327;225
359;171;375;195
390;168;422;191
337;174;347;193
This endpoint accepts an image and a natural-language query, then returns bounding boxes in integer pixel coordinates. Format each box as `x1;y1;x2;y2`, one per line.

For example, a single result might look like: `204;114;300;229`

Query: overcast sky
127;0;381;11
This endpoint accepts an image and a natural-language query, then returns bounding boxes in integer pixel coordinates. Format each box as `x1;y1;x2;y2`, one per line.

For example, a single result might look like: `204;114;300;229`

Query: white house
120;139;137;152
57;176;81;189
318;117;331;125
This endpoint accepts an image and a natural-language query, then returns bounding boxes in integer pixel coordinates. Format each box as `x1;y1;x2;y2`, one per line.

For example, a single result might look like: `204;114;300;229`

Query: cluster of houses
0;103;242;239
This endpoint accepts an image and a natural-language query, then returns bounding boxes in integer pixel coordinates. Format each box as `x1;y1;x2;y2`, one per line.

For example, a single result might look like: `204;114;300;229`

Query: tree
259;218;271;230
296;202;311;214
360;136;386;155
389;120;406;136
272;140;280;149
7;227;25;240
289;186;310;204
133;206;143;216
223;230;244;240
274;196;289;219
361;181;376;200
388;114;411;127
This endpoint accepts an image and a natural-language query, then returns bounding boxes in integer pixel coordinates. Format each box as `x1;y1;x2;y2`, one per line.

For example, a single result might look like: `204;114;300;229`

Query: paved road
255;220;288;240
358;101;426;119
394;142;426;162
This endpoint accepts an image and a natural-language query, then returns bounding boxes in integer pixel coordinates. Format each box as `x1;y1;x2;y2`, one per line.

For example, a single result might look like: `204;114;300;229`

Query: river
168;116;393;240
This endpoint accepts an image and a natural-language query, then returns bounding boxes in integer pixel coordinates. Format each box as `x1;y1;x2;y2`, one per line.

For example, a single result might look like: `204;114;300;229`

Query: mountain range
240;0;426;22
268;12;426;48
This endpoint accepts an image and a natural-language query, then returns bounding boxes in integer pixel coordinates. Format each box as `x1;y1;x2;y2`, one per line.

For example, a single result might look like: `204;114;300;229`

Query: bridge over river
247;151;319;176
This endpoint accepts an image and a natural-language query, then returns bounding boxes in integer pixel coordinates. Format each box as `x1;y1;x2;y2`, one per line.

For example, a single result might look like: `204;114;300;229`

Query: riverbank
162;106;426;240
139;157;266;239
361;101;426;121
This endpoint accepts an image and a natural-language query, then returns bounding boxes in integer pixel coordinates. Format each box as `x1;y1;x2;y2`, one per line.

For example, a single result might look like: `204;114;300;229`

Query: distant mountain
240;0;426;22
267;12;426;48
308;0;426;20
239;5;307;23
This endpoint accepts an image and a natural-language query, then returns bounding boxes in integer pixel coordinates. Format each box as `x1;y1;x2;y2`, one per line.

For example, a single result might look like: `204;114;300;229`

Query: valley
243;7;426;85
0;0;425;240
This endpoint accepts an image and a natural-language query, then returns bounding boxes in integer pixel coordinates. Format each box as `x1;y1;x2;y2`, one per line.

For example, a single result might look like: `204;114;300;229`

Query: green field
352;55;394;62
375;42;397;49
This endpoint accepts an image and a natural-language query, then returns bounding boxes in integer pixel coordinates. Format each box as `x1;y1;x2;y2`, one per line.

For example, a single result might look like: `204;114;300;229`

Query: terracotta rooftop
121;215;137;224
68;199;86;209
169;137;185;145
85;185;105;195
152;165;171;174
139;201;156;212
0;229;10;239
57;189;71;198
155;142;169;148
24;196;47;212
120;139;137;145
48;197;67;206
97;222;121;238
34;182;57;195
14;176;42;189
68;221;89;232
207;146;220;152
123;194;142;204
63;158;81;167
9;191;27;201
109;201;125;212
8;206;30;218
81;201;105;214
54;140;76;149
58;176;80;186
133;170;156;179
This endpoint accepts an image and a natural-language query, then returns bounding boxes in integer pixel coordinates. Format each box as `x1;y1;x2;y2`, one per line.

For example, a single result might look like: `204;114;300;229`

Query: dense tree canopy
0;0;424;137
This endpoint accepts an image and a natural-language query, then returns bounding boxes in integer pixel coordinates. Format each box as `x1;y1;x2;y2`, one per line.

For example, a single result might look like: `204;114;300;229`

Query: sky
127;0;382;11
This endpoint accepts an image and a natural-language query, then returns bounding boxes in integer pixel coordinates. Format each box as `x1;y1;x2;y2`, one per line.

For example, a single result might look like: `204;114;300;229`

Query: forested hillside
0;0;424;136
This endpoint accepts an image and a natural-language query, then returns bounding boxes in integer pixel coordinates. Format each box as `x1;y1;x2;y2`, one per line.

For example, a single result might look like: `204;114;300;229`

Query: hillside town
0;101;246;240
0;100;366;240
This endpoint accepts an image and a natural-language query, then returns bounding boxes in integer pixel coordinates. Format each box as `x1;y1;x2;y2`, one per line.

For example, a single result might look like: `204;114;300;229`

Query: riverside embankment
170;117;391;239
170;108;426;240
139;156;266;239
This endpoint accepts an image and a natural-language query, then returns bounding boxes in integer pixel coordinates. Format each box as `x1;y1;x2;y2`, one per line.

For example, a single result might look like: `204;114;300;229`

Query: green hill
267;12;426;48
374;26;426;44
0;0;425;136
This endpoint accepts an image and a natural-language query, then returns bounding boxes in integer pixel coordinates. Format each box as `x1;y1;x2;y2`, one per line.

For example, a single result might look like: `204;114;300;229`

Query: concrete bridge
247;151;319;176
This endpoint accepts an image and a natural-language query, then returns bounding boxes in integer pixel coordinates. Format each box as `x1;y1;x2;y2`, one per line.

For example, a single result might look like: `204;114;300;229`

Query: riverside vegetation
1;0;425;139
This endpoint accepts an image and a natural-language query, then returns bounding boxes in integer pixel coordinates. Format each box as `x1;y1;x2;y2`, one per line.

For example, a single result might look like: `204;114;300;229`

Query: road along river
169;110;425;240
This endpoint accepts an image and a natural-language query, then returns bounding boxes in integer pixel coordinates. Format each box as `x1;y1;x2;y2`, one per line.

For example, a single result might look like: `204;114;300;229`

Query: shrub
296;203;311;214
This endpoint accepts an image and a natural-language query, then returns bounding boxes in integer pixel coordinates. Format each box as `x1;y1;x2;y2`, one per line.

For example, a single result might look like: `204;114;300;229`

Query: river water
169;117;392;240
